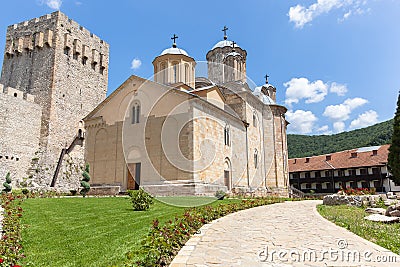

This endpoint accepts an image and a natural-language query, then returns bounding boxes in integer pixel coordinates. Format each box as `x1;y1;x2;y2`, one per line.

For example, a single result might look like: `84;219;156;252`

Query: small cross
231;41;236;49
222;26;228;40
171;34;178;47
265;74;269;83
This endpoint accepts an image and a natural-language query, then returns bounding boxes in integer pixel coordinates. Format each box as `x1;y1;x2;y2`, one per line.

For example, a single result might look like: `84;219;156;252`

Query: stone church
0;11;289;196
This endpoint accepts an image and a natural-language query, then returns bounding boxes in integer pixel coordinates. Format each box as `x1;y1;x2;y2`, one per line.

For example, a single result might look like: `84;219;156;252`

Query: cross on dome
171;34;178;48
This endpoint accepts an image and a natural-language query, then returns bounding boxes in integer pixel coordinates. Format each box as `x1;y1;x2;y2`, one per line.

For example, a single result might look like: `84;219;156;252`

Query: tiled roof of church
289;144;390;172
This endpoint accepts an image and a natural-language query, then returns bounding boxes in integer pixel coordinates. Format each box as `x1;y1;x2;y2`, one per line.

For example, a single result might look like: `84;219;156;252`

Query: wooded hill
288;119;393;158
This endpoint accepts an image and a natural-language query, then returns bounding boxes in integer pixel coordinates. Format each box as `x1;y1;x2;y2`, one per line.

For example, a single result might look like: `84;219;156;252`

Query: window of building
100;66;105;75
132;103;140;124
373;180;380;188
64;47;70;55
73;53;78;60
172;62;178;83
325;170;332;177
350;181;357;188
360;168;367;175
372;168;380;174
82;57;87;65
306;183;311;189
315;171;321;178
224;125;230;146
160;62;166;83
254;149;258;169
349;169;356;176
337;170;345;177
253;112;257;127
305;172;311;178
91;62;97;70
185;64;189;84
292;173;300;179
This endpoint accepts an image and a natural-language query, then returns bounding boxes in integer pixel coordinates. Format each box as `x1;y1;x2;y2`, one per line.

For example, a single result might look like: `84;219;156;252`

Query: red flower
0;258;3;263
12;265;22;267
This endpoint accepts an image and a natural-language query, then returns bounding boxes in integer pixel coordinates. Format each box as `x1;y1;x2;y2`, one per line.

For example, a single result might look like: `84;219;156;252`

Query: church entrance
127;163;141;190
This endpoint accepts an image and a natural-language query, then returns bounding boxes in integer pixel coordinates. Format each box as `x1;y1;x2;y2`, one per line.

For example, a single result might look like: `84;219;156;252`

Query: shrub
129;189;154;211
80;163;91;197
21;188;29;195
0;193;24;266
214;190;226;200
2;172;12;193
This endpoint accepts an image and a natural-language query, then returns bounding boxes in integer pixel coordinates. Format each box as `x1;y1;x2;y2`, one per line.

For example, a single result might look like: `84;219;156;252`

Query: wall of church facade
0;85;41;185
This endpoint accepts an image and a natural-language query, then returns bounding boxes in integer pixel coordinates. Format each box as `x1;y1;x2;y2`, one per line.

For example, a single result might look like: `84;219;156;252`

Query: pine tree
388;92;400;185
80;163;91;197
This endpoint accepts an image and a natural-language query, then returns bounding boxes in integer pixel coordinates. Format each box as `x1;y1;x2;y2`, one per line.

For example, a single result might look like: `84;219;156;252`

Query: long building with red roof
288;144;399;193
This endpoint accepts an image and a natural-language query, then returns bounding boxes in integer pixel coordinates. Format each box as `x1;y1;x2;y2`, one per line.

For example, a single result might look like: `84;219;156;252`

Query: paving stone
170;201;400;267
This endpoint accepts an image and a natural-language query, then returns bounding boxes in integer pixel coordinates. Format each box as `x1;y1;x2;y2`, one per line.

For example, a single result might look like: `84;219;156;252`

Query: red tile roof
289;144;390;172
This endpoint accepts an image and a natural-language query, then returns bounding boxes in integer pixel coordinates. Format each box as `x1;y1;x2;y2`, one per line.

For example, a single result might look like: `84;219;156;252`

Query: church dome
212;40;241;50
253;86;276;105
160;47;189;56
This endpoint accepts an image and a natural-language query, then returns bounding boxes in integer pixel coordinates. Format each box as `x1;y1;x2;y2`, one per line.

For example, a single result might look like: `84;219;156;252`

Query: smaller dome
253;86;276;105
212;40;240;50
160;47;189;56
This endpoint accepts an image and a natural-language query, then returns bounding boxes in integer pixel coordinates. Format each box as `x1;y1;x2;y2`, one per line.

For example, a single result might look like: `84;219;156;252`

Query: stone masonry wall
0;84;41;186
0;11;109;189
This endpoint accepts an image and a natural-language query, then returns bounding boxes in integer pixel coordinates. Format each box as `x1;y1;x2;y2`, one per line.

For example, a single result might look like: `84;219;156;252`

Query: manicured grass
318;204;400;254
20;196;239;267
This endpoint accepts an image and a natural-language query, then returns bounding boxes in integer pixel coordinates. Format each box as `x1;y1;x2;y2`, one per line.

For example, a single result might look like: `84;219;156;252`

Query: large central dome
160;47;189;56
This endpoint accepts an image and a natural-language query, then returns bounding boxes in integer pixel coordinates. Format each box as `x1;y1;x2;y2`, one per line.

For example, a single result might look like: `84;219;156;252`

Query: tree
2;172;12;193
388;92;400;185
80;163;91;197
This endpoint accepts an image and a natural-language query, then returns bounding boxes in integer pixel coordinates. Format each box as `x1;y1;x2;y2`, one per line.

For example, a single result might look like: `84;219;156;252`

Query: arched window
185;64;189;84
172;62;179;83
254;149;258;169
160;62;166;83
224;124;230;146
132;102;140;124
253;111;257;127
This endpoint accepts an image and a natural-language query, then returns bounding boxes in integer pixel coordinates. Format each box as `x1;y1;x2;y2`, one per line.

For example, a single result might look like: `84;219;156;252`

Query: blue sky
0;0;399;135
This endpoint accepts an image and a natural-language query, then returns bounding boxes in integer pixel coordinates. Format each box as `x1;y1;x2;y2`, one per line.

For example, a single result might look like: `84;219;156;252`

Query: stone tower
153;36;196;89
206;28;247;84
0;11;109;186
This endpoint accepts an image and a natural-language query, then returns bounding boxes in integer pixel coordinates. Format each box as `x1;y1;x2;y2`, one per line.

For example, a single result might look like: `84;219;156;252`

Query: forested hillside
288;119;393;158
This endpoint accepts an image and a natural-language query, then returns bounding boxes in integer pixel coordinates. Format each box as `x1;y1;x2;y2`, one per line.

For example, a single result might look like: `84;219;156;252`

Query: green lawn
20;196;239;267
318;204;400;254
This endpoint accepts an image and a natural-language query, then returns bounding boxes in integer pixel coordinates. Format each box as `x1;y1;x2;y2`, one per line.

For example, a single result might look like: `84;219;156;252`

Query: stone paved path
170;200;400;267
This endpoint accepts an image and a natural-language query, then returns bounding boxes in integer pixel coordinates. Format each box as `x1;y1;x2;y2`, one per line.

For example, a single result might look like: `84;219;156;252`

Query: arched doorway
224;158;232;190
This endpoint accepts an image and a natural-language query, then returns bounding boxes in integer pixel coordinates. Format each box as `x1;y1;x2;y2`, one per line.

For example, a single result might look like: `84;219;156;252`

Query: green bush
21;188;30;195
2;172;12;193
129;189;154;211
214;190;226;200
80;163;91;197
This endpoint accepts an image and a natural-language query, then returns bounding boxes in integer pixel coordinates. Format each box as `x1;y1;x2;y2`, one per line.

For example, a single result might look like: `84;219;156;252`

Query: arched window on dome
160;62;167;84
172;61;179;83
185;64;189;84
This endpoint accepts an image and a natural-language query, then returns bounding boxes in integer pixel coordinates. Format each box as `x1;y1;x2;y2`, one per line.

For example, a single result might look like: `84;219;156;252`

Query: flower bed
0;193;24;266
127;197;284;266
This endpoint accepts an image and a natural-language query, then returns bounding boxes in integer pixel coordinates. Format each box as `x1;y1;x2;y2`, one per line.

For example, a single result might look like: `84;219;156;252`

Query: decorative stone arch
160;61;167;83
224;157;232;190
224;123;230;146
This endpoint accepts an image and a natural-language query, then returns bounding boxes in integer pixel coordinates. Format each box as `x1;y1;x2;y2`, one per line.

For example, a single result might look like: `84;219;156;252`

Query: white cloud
131;58;142;70
330;82;348;96
333;121;346;132
288;0;369;28
284;78;328;106
46;0;62;9
317;125;332;135
323;97;368;121
349;110;378;129
286;109;318;134
284;78;348;106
